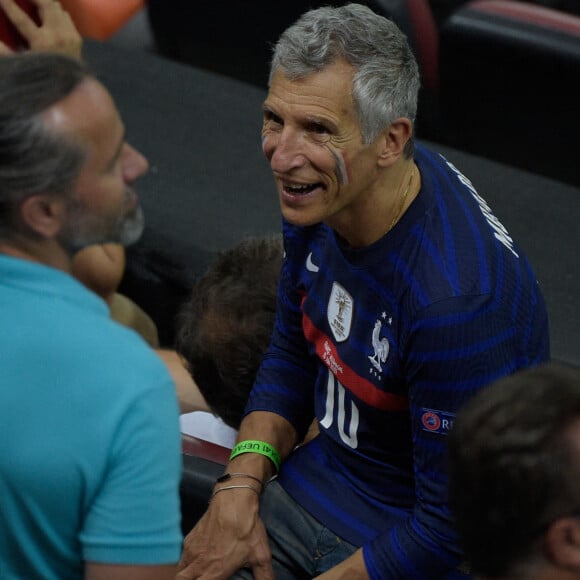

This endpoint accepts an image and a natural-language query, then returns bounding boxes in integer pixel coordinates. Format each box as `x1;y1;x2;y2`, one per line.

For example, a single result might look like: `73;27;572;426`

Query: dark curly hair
176;236;283;429
448;362;580;577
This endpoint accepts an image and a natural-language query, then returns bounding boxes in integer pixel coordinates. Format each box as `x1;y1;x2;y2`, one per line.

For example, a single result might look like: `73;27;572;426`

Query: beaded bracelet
229;440;281;472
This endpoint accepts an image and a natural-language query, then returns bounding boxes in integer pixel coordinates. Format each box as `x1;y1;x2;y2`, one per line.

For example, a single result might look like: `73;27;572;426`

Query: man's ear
545;517;580;571
19;194;67;239
376;117;413;168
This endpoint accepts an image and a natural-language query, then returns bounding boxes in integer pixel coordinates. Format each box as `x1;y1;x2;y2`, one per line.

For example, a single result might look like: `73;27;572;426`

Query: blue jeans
232;480;357;579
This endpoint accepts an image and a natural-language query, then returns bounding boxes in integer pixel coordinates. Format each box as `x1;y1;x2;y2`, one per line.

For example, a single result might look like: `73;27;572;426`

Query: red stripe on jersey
302;311;408;411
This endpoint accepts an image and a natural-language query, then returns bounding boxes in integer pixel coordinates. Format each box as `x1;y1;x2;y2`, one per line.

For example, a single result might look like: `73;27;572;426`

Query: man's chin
62;205;146;254
281;205;324;228
117;205;145;247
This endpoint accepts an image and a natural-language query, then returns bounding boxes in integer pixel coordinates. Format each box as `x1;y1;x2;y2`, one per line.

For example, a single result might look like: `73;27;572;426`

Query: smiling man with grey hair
179;4;549;579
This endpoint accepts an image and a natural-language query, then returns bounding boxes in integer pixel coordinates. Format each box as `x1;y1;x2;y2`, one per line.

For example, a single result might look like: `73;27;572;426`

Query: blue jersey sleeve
363;290;550;578
245;243;318;440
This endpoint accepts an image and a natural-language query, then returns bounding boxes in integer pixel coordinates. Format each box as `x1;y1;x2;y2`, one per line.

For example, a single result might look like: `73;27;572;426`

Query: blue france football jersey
247;142;550;578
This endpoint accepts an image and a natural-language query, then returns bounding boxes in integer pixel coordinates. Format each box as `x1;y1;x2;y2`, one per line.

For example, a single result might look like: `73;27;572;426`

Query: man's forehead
42;78;116;135
269;59;354;88
265;66;356;125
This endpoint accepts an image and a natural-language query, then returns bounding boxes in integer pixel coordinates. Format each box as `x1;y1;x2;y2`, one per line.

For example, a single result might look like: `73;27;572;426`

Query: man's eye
264;111;283;126
308;123;331;143
310;123;329;135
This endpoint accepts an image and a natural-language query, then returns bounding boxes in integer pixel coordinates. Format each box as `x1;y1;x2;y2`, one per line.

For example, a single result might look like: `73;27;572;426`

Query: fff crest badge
327;282;353;342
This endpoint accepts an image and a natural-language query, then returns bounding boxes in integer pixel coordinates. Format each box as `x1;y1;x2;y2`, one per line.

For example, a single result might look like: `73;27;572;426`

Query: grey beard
117;203;145;247
59;203;145;256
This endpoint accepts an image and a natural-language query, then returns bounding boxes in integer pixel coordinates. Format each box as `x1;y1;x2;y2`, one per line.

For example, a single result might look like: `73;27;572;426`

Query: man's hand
0;0;82;59
177;487;274;580
179;411;297;578
72;244;126;305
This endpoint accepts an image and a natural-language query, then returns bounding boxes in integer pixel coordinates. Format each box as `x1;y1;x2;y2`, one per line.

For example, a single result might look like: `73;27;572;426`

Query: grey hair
269;3;420;155
0;53;90;233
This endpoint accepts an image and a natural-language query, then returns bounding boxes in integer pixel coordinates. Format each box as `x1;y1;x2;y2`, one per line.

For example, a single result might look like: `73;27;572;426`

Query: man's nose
122;143;149;182
267;128;307;173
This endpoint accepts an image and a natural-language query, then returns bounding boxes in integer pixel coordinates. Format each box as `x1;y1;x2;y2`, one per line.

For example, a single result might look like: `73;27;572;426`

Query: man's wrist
216;472;266;488
210;483;261;502
229;439;281;472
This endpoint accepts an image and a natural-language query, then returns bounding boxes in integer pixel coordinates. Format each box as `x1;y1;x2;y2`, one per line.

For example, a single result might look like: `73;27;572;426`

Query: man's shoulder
2;266;172;395
81;316;168;377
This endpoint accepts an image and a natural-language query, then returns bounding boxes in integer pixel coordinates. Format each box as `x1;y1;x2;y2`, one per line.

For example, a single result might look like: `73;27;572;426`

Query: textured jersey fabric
0;255;182;579
246;143;550;579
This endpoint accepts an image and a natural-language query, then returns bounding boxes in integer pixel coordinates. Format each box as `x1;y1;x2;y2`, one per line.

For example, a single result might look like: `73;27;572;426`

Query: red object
181;434;230;465
0;0;40;50
58;0;144;41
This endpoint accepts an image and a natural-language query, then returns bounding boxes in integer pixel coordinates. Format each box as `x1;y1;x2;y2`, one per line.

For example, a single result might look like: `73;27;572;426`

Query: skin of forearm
225;411;299;483
154;349;210;414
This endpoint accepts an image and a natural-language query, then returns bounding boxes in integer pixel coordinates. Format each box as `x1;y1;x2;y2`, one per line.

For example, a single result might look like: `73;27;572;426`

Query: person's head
0;52;148;257
262;3;420;230
448;362;580;579
176;236;283;429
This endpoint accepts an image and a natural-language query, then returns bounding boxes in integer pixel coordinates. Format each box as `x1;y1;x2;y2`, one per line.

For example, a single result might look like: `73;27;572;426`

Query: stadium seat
180;436;228;534
438;0;580;186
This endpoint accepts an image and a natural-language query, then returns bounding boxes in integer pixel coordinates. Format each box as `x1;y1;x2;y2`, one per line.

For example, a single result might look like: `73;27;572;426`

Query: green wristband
229;440;281;472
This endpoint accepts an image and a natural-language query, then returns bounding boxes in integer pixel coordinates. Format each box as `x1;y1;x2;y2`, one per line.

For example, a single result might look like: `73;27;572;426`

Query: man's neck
327;159;419;248
0;237;73;274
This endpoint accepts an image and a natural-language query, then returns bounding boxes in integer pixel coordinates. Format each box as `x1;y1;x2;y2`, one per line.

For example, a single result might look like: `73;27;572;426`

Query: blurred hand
0;0;82;59
72;244;126;305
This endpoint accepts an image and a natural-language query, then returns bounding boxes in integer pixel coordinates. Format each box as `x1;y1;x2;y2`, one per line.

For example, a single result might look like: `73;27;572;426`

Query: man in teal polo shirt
0;52;182;579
